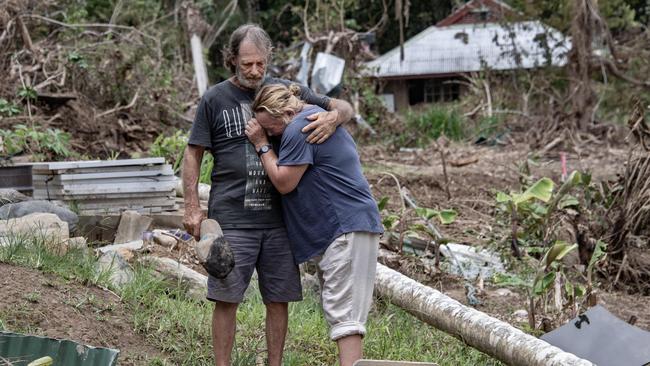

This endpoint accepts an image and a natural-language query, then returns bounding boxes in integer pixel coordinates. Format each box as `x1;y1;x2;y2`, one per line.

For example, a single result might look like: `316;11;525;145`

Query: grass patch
1;234;502;365
0;232;111;286
399;105;465;147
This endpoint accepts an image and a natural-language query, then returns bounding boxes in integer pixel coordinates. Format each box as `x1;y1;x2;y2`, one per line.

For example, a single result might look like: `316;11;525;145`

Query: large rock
0;189;31;205
97;240;144;254
143;256;207;301
0;212;69;241
0;200;78;232
97;250;134;288
113;210;152;244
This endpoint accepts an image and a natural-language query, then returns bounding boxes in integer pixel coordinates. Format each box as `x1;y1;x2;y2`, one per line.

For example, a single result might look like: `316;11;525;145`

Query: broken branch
95;90;139;119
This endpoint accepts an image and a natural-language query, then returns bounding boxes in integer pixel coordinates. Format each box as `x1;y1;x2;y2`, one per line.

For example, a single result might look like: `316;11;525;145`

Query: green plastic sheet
0;331;119;366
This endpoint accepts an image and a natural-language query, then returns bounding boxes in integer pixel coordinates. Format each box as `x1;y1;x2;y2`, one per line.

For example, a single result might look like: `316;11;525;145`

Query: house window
408;78;460;105
424;79;460;103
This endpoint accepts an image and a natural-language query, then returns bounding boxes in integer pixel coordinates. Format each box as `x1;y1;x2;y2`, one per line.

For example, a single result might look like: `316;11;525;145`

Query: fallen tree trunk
374;264;593;366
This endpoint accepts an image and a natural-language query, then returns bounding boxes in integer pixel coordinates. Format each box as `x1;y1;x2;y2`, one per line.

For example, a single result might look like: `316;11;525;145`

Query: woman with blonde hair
245;83;383;366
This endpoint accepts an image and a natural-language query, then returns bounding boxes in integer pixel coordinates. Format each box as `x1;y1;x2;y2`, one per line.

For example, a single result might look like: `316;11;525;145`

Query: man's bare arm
302;97;354;144
182;144;206;239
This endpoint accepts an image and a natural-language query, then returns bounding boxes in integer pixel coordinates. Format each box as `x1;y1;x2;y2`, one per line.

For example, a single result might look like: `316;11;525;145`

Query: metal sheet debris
0;331;119;366
295;42;312;86
541;305;650;366
310;52;345;95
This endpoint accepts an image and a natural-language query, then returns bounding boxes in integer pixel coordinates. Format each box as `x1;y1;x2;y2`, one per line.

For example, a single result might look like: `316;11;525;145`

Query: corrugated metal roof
365;21;570;78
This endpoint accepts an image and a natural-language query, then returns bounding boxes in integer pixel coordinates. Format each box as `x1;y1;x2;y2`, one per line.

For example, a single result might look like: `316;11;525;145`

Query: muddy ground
0;140;648;366
362;141;650;331
0;263;163;365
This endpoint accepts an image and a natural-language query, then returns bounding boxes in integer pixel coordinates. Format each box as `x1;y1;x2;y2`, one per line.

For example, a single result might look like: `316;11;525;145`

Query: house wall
380;76;467;113
383;80;410;112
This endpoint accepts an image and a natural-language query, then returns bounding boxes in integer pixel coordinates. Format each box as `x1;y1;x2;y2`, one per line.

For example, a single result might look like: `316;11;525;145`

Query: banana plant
496;177;554;258
414;207;458;225
529;240;579;328
407;207;457;267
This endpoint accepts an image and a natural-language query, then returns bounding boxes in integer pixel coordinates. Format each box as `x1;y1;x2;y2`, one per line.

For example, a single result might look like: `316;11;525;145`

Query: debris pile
29;158;177;215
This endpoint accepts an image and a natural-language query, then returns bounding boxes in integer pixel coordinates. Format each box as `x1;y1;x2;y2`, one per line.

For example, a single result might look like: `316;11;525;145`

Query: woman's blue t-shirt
277;106;383;264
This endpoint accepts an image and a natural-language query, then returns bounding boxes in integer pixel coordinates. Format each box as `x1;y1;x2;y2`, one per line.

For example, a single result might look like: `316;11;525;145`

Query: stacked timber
31;158;177;215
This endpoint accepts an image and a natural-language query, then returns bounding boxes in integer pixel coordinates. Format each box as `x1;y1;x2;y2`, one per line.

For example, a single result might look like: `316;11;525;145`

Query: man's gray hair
223;24;273;73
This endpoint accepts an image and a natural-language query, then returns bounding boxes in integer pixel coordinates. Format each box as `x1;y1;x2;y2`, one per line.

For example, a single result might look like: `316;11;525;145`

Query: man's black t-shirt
188;77;330;229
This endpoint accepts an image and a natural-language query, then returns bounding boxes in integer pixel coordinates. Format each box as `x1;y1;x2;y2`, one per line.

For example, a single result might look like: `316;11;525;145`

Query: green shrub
149;130;213;184
0;124;74;160
0;98;21;117
401;105;465;147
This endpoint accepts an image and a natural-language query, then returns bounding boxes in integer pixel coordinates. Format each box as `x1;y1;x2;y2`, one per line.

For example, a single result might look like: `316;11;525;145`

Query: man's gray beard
236;70;265;90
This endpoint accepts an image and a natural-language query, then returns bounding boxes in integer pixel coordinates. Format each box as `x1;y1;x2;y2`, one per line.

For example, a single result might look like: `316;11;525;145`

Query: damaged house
364;0;570;112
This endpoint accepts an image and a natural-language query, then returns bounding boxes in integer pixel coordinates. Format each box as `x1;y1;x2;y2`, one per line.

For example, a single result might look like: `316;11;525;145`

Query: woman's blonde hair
252;83;303;121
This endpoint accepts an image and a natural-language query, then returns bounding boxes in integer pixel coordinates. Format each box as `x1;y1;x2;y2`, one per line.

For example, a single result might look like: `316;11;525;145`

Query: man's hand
183;205;205;240
245;118;269;149
302;109;339;144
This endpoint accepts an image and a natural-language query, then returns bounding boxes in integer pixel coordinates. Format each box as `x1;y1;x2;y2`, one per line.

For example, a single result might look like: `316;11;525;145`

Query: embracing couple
182;24;382;366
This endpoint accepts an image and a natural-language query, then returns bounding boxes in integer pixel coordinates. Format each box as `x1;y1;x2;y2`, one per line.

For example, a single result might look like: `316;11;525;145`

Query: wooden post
191;33;208;96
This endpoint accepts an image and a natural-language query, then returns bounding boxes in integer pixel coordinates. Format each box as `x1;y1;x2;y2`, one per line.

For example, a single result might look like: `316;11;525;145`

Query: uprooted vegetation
1;0;196;159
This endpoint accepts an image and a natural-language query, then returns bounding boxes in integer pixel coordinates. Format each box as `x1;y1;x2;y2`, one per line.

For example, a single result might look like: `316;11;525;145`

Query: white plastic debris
439;243;505;280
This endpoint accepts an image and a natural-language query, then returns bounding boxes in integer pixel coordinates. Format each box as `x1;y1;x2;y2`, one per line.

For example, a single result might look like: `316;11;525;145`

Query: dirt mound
0;263;164;365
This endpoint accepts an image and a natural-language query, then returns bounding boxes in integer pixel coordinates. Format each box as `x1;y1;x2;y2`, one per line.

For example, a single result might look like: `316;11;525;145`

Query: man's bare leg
337;334;363;366
265;302;288;366
213;301;239;366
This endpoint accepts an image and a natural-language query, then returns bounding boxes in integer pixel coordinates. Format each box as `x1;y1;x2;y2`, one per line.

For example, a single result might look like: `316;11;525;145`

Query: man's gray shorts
207;227;302;304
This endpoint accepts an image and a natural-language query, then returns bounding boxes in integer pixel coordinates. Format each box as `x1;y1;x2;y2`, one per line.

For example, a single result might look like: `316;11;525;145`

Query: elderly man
181;24;353;366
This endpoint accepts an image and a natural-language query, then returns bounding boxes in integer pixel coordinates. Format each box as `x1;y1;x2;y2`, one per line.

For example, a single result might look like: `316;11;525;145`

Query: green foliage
149;130;213;184
542;241;577;271
471;114;509;144
17;86;37;101
0;124;74;160
0;98;21;117
150;130;188;173
346;75;386;127
492;272;530;289
401;105;465;147
510;0;636;32
493;169;615;322
587;240;608;286
376;196;401;231
495;173;589;248
497;177;554;207
199;154;214;185
67;50;88;69
529;241;588;316
415;207;458;225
